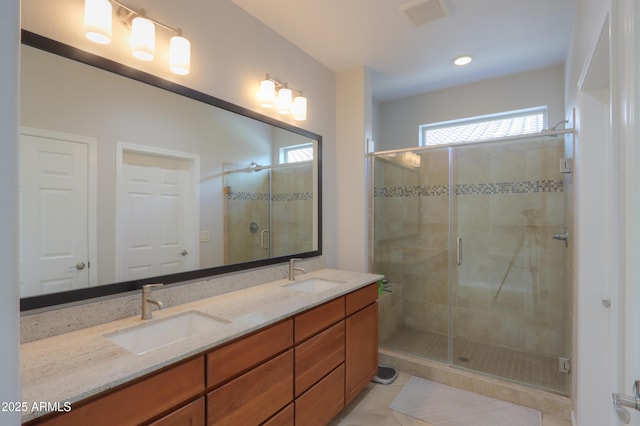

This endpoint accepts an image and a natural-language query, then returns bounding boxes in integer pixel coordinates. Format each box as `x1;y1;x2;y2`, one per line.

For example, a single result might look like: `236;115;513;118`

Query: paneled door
19;128;96;297
115;143;199;281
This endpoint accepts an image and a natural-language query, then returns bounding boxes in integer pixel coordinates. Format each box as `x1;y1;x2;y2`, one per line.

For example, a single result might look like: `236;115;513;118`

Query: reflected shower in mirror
19;31;321;310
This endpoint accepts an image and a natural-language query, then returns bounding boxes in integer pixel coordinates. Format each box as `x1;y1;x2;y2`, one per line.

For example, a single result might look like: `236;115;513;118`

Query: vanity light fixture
84;0;112;44
259;74;307;121
453;55;473;66
83;0;191;74
130;13;155;61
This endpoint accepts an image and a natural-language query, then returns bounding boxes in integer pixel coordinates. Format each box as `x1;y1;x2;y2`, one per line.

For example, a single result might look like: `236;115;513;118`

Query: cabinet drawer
148;397;205;426
262;403;294;426
345;283;378;316
207;349;293;426
36;356;204;426
294;297;344;344
295;364;345;426
294;321;345;397
207;319;292;388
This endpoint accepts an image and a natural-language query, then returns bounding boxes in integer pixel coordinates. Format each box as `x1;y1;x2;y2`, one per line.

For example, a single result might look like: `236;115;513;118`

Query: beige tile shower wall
224;171;270;264
374;151;450;337
271;164;314;256
452;140;568;356
373;139;569;358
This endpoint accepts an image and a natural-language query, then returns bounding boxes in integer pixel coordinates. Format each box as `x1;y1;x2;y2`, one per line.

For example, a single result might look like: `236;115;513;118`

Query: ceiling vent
398;0;448;26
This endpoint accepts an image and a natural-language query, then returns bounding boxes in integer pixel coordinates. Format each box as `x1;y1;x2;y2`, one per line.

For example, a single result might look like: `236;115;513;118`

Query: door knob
612;380;640;424
181;250;188;256
69;262;86;271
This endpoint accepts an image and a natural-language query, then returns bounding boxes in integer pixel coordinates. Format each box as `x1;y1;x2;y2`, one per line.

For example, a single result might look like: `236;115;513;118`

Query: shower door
373;147;451;364
450;135;572;394
224;168;271;264
372;133;573;395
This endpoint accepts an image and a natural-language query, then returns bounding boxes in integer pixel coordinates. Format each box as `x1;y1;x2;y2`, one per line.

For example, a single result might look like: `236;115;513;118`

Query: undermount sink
281;278;345;293
105;311;231;355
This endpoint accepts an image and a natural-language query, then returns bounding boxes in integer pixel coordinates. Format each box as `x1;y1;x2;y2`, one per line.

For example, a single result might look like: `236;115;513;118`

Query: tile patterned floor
382;328;568;394
329;371;571;426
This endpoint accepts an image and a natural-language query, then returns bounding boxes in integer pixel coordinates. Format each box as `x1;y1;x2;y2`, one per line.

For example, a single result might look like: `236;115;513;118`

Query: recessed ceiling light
453;55;473;66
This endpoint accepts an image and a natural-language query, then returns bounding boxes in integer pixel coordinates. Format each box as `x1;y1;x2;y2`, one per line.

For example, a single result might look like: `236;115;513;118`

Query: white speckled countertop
20;269;381;422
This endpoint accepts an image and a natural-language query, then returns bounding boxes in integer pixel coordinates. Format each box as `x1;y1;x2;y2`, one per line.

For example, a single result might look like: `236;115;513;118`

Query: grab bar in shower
456;237;462;265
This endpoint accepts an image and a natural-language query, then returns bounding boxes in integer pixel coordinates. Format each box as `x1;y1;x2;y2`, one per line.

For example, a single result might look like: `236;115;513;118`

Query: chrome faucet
141;284;164;320
288;258;305;281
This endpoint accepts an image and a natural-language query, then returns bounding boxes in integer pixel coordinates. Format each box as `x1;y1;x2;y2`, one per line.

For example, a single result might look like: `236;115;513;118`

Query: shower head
249;162;263;171
548;120;569;131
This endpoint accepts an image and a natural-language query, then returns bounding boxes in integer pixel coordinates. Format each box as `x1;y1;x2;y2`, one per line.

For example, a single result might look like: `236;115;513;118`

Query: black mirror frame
19;30;322;312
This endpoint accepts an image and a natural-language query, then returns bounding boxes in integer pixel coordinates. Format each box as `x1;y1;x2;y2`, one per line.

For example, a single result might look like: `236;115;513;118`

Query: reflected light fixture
259;74;308;121
84;0;191;74
84;0;112;44
453;55;473;66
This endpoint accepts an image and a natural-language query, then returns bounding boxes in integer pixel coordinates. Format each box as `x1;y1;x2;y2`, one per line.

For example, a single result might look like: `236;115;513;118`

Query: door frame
19;126;98;291
576;1;640;423
612;0;640;422
114;142;200;280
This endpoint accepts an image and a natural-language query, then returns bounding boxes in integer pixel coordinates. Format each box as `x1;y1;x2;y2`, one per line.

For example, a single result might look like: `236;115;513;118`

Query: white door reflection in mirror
115;143;200;281
19;128;97;297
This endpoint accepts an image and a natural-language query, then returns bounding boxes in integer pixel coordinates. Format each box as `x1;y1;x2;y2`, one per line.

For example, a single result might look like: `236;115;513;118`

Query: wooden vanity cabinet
148;397;205;426
345;283;379;404
205;320;294;426
28;356;205;426
25;282;379;426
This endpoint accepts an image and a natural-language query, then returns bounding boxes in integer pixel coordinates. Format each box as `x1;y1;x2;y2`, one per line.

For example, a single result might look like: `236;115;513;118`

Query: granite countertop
20;269;381;422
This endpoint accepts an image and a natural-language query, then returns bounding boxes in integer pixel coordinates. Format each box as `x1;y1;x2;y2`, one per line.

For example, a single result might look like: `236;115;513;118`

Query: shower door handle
260;229;270;249
456;237;462;265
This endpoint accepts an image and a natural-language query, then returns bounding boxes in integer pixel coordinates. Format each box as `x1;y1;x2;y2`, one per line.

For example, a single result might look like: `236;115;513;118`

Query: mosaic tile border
227;191;313;202
374;180;564;197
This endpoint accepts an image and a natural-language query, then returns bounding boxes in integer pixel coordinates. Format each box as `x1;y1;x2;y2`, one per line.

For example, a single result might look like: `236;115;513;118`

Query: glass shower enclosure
371;132;573;395
224;161;314;264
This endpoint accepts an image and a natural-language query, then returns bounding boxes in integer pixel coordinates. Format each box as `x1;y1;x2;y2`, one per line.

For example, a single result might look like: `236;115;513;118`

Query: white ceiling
231;0;576;102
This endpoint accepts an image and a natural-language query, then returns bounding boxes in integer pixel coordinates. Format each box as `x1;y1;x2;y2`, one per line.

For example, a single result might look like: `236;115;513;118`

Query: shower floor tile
382;327;568;394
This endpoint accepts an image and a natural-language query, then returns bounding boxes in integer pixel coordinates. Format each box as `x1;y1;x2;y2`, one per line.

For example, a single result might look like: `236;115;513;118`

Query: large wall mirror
19;30;322;311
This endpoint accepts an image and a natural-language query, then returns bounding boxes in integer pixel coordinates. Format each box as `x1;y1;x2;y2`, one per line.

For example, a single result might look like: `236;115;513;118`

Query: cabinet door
345;302;378;405
148;397;205;426
207;349;293;425
295;364;345;426
295;321;345;397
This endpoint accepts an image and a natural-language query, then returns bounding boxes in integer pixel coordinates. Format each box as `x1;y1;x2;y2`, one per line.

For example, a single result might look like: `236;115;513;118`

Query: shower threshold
381;327;569;395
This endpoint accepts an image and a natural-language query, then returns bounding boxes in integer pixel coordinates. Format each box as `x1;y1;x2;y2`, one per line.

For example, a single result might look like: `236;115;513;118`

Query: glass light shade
276;87;292;114
84;0;112;44
292;96;307;121
169;35;191;75
258;79;276;108
131;16;155;61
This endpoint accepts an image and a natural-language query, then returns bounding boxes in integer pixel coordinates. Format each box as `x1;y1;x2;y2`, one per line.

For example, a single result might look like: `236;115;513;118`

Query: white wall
378;64;566;151
0;1;21;424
